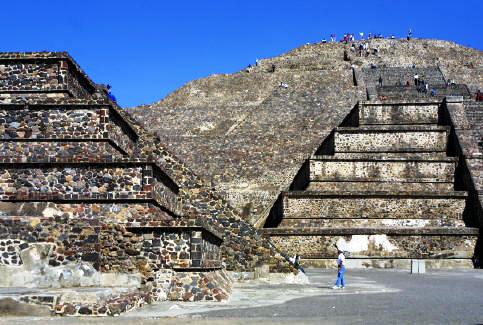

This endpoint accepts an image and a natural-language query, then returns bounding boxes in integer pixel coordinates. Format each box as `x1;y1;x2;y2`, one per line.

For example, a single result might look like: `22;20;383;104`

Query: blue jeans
335;266;346;287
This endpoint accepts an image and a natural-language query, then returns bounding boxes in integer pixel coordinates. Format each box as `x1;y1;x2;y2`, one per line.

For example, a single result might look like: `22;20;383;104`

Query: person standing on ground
378;75;383;86
294;255;305;274
414;74;419;86
332;250;347;289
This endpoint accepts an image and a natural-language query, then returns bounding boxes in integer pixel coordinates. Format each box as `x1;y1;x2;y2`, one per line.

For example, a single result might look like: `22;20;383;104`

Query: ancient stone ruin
264;67;480;269
0;52;291;316
0;39;482;317
129;39;482;271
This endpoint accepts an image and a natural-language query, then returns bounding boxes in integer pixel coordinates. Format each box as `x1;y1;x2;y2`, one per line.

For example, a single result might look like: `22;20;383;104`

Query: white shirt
338;253;346;266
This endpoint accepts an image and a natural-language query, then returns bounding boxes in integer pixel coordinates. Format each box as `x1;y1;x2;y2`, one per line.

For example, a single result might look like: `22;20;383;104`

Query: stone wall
269;233;476;259
0;166;143;198
0;201;173;223
128;39;482;225
0;164;180;213
0;217;139;272
0;52;96;98
0;217;223;279
0;52;294;278
0;239;24;266
360;102;439;125
201;231;222;267
0;106;103;139
307;180;454;192
282;193;466;219
134;229;191;270
128;65;361;224
335;126;448;152
166;268;232;301
362;66;446;86
65;63;95;98
309;159;456;182
108;109;138;155
0;141;124;163
129;123;294;272
0;104;139;157
375;84;471;100
128;228;222;270
0;62;61;91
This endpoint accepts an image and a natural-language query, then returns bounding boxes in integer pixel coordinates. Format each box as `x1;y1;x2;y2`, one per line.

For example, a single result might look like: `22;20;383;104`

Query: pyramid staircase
0;53;230;314
263;99;479;269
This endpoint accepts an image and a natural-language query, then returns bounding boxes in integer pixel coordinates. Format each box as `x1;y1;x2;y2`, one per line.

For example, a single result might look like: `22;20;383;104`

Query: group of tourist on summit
321;29;413;44
351;42;378;57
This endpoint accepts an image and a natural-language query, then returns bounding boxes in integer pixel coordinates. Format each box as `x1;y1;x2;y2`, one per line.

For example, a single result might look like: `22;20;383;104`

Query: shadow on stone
0;298;51;316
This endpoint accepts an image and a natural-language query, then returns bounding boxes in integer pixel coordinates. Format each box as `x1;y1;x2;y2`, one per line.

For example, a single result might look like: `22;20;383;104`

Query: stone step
362;67;446;87
376;84;472;100
282;191;467;219
0;105;137;155
264;228;478;259
307;181;454;192
359;102;439;125
0;141;126;163
0;164;180;214
0;286;139;316
300;258;474;269
0;106;104;140
335;125;449;153
309;156;456;182
332;152;448;159
264;227;479;235
278;218;465;228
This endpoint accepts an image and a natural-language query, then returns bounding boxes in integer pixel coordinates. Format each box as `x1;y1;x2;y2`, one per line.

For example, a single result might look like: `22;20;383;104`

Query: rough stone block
310;158;456;183
283;192;466;219
335;126;448;153
360;103;439;125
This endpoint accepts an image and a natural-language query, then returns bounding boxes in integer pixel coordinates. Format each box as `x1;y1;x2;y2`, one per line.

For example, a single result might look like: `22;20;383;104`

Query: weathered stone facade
0;52;293;316
263;70;480;268
128;39;482;227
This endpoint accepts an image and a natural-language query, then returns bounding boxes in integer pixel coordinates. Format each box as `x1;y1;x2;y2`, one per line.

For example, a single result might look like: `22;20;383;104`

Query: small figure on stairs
378;75;383;87
106;84;117;102
475;90;483;102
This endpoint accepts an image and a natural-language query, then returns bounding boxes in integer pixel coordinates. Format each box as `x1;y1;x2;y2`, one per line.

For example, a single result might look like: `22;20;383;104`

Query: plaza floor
1;268;482;324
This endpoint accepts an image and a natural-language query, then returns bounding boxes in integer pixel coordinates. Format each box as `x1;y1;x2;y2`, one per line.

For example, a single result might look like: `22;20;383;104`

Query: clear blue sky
1;0;481;107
